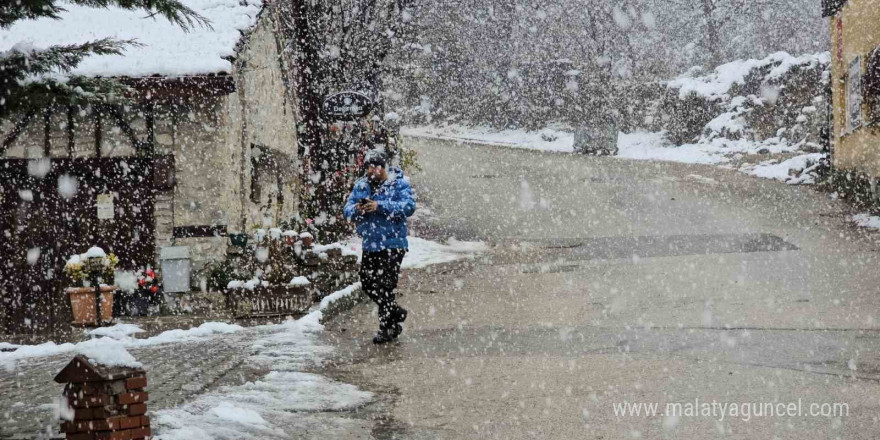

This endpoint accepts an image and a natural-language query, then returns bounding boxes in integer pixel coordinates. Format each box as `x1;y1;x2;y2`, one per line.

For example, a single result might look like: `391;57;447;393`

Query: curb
318;285;366;324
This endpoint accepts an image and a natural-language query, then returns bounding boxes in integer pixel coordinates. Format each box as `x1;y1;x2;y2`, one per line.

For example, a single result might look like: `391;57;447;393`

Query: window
822;0;849;17
847;56;863;133
866;47;880;125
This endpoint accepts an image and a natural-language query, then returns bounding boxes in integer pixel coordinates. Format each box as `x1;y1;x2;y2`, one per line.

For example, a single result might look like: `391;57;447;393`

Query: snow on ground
405;125;823;185
852;214;880;230
88;323;145;339
153;235;485;438
740;153;825;185
154;284;372;439
0;322;244;370
310;236;487;269
0;342;21;351
0;0;263;78
403;124;574;153
154;372;372;440
404;237;489;269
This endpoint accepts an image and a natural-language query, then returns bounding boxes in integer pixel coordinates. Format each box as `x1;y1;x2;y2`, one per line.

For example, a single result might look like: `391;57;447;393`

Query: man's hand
358;200;379;214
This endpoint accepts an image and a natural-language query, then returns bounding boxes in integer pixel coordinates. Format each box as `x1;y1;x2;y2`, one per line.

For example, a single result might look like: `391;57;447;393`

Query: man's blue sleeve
344;183;366;222
377;179;416;219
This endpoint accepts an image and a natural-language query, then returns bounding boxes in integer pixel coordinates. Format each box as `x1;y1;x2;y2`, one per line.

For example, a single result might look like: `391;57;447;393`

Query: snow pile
154;372;372;439
289;276;310;287
312;240;361;258
77;338;142;368
740;153;826;185
667;52;830;101
0;322;244;369
852;214;880;230
227;278;270;290
0;342;20;351
0;0;263;78
88;323;145;339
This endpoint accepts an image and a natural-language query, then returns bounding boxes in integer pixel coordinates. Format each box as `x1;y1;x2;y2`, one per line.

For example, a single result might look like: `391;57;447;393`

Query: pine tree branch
1;0;211;31
0;1;65;27
0;39;135;76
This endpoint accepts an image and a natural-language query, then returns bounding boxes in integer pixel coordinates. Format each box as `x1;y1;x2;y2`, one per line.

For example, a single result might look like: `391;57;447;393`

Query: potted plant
130;268;162;316
64;247;118;326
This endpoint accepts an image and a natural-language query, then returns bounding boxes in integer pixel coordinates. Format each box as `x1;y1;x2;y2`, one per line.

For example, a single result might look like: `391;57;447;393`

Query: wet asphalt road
322;137;880;439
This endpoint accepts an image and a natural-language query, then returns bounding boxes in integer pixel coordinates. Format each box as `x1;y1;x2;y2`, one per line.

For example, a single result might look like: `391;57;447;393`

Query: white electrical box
159;246;191;293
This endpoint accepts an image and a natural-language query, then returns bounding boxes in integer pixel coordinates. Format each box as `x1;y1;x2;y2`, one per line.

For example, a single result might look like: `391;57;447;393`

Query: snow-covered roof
0;0;263;78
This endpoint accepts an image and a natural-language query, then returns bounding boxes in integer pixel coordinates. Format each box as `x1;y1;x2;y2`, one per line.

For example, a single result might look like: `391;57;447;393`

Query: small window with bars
865;46;880;126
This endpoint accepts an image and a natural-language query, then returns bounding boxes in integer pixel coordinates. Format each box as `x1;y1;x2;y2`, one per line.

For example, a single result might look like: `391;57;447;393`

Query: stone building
0;0;300;274
823;0;880;177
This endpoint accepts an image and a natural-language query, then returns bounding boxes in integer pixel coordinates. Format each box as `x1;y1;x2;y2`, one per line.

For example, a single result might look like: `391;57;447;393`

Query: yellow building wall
831;0;880;176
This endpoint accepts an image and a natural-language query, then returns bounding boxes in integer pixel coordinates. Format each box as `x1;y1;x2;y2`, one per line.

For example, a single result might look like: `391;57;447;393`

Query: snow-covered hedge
659;52;830;146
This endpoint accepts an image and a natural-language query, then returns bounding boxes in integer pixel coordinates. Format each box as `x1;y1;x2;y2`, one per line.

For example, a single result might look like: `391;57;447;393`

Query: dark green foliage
819;169;877;212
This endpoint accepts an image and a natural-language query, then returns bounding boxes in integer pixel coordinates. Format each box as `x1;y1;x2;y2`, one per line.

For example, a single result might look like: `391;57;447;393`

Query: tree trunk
701;0;724;67
290;0;338;237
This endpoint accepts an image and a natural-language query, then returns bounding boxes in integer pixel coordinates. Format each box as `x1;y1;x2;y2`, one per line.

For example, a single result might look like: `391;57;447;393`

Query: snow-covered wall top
0;0;263;78
667;52;831;101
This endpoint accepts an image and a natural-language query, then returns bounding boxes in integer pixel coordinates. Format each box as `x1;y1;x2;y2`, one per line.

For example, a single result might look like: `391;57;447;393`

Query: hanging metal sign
322;91;373;121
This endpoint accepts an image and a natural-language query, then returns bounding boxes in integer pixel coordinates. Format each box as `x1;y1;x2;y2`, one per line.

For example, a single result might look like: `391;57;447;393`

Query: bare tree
278;0;418;238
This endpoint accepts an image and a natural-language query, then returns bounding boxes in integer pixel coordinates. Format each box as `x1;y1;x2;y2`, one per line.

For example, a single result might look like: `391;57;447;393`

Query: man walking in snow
344;149;416;344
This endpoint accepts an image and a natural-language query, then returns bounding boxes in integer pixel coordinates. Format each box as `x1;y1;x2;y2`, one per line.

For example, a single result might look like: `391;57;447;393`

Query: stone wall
233;11;300;231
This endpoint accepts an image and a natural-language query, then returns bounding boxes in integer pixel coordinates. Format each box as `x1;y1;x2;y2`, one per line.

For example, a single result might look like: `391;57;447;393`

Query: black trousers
360;248;407;331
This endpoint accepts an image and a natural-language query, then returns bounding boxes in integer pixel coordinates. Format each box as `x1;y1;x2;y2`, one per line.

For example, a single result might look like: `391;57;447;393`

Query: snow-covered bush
660;52;830;148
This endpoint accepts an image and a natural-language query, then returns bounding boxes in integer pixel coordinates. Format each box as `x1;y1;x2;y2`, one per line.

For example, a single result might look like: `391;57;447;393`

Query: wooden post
67;105;75;158
0;109;36;156
95;106;103;158
145;103;156;157
43;107;52;157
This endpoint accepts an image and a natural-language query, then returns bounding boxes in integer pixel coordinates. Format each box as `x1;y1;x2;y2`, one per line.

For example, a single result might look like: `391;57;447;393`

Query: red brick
117;392;148;405
129;427;150;439
120;416;143;430
140;416;150;426
66;432;95;440
91;407;120;419
66;416;127;433
126;404;147;416
74;408;94;420
94;429;132;440
124;377;147;390
69;394;112;409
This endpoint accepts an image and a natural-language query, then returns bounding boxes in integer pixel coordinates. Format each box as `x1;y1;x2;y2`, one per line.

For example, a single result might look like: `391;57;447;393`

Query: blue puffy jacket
344;167;416;252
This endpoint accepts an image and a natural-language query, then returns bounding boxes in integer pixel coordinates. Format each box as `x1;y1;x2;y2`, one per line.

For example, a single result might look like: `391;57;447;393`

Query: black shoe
372;330;395;344
390;323;403;339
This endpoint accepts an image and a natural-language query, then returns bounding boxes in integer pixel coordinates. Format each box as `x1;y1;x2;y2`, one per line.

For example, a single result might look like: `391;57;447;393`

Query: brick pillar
54;355;152;440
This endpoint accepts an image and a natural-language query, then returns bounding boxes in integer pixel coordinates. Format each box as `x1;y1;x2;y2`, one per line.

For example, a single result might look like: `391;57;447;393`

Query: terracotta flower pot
67;286;116;326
